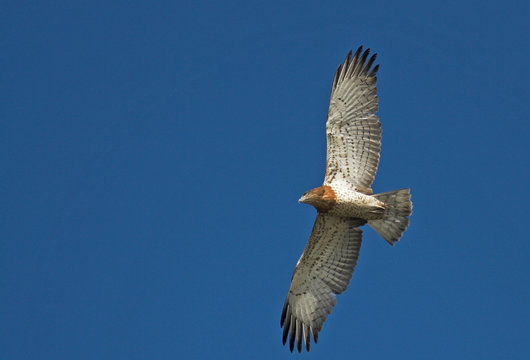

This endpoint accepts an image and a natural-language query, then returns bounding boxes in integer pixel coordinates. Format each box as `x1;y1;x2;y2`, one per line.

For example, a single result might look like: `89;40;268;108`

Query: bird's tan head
299;185;337;212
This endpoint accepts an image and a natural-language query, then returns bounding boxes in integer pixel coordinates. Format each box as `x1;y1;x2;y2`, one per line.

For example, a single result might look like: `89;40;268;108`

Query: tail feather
368;188;412;245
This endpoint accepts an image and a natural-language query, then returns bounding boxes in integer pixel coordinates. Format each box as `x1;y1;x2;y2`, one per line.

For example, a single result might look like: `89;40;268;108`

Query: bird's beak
298;194;308;204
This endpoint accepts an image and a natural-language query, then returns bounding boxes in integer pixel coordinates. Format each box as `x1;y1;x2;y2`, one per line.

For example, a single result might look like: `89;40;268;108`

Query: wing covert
280;214;365;352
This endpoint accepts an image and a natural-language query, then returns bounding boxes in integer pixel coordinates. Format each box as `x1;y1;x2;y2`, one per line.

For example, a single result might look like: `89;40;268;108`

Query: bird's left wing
281;213;365;352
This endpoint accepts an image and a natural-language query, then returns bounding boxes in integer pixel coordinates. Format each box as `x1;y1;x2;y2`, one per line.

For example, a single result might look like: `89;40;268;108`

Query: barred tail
368;188;412;245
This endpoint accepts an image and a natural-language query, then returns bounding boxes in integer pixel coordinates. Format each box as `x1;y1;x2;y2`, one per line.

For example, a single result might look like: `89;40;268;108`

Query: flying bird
280;46;413;352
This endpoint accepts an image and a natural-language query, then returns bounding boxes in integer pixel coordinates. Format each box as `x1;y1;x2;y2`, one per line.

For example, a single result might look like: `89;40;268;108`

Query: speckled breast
328;186;385;220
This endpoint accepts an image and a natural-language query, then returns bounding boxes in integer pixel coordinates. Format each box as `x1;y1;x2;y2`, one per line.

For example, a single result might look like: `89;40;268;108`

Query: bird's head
298;189;319;205
298;185;336;212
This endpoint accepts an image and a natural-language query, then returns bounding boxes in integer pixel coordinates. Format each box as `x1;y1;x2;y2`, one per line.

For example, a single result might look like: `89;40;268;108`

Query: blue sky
1;1;529;359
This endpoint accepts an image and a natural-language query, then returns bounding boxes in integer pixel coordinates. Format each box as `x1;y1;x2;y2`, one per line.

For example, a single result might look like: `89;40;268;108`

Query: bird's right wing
281;214;365;352
324;46;381;194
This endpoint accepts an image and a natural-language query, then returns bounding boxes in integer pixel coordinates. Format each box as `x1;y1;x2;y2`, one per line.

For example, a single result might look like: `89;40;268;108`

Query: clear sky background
2;1;529;359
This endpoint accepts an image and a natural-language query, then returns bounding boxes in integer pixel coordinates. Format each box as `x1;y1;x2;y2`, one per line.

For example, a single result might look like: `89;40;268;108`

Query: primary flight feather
280;46;412;353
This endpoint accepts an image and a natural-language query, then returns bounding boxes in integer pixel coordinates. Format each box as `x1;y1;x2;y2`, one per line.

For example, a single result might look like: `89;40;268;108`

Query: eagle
280;46;413;352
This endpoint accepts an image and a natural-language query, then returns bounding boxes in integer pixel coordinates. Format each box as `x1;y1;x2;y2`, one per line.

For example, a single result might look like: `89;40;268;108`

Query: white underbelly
328;190;385;220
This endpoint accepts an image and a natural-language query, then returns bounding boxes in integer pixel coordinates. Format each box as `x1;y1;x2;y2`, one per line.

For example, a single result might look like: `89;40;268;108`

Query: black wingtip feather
363;53;377;75
333;64;342;89
356;48;370;75
333;45;379;90
353;46;363;62
282;309;315;352
282;313;291;345
280;302;287;327
369;63;380;77
361;48;370;63
344;49;353;65
289;319;296;352
297;329;302;353
303;324;311;352
339;50;352;82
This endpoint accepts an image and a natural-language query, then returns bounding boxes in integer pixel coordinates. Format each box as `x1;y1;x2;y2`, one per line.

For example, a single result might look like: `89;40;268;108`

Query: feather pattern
325;46;381;192
280;214;364;352
281;46;412;352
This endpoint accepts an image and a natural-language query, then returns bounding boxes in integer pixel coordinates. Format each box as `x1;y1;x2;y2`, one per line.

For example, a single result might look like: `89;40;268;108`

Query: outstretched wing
324;46;381;194
281;214;365;352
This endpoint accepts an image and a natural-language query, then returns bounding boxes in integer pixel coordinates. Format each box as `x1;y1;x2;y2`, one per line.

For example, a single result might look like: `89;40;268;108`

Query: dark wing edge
331;46;379;96
280;215;365;352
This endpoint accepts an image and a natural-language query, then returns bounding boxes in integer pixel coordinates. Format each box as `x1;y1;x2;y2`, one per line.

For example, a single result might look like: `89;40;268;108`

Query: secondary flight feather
280;46;413;352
